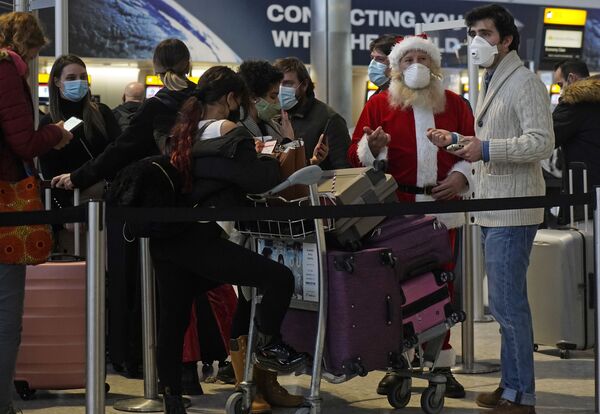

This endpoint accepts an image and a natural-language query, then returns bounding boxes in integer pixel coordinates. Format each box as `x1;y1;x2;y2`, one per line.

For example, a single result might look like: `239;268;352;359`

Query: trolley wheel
14;380;36;400
420;385;445;414
560;349;570;359
387;377;412;409
105;383;111;394
533;344;539;352
225;392;249;414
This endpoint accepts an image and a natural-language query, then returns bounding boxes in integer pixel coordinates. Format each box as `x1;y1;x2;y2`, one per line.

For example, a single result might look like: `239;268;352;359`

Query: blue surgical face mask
62;79;89;102
368;59;389;87
279;85;298;111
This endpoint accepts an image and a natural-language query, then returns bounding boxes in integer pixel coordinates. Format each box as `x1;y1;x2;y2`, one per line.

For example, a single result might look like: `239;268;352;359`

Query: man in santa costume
348;34;475;399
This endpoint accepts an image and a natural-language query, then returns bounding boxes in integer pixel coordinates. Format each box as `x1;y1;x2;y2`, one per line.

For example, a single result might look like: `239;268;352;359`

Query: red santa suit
348;89;475;229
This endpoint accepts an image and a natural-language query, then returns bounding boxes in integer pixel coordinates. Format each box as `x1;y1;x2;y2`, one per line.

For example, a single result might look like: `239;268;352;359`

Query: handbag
272;140;309;201
0;176;53;265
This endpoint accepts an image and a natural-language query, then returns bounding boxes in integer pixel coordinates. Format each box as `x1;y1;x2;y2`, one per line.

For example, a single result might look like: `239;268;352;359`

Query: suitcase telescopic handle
42;180;82;256
567;162;589;231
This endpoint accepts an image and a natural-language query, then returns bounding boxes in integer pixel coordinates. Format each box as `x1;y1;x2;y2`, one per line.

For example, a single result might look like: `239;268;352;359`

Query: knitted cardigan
472;51;555;227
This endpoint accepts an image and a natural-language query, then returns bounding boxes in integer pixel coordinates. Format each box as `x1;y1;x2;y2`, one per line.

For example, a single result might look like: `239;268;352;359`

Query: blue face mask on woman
279;85;298;111
368;59;389;87
62;79;89;102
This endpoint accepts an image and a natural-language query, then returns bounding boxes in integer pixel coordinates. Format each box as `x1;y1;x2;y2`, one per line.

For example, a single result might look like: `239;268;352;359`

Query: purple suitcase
363;215;452;280
400;270;463;348
282;247;404;377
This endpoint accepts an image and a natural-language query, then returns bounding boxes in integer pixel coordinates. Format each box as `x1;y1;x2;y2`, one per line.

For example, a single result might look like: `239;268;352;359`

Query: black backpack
105;155;185;238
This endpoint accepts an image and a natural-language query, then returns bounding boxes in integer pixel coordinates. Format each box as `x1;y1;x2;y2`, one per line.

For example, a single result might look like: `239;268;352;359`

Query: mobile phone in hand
446;143;465;152
63;116;83;132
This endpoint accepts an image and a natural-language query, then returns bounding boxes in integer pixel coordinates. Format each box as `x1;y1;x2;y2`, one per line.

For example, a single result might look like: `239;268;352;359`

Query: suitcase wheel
387;377;412;409
560;349;571;359
434;271;454;285
14;380;36;400
534;344;539;352
420;385;445;414
225;391;249;414
449;311;467;324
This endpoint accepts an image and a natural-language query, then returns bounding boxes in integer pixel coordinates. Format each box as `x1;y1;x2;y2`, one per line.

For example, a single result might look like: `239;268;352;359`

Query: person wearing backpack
149;65;308;414
51;39;202;392
112;82;145;131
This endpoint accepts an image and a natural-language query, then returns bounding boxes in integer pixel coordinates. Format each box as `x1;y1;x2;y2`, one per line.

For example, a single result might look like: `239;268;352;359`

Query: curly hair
0;12;47;58
238;60;283;99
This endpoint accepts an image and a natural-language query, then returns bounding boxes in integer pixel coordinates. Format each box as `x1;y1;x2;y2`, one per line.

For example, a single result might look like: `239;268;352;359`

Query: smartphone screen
64;116;83;132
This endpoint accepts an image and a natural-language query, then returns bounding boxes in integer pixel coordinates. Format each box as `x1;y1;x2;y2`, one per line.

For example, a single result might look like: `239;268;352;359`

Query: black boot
163;387;187;414
432;367;466;399
180;362;204;396
376;371;402;395
255;332;308;374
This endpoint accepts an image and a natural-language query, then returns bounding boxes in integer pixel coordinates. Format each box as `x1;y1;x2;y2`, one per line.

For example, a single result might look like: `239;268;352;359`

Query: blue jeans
481;225;538;406
0;264;26;412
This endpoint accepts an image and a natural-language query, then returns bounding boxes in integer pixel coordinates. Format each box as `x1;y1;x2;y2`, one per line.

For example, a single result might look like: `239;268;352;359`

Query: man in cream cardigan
427;4;554;414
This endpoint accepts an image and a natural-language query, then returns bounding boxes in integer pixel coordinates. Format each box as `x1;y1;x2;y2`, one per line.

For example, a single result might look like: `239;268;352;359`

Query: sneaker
432;367;465;399
476;387;504;408
487;399;536;414
256;340;308;373
215;361;236;384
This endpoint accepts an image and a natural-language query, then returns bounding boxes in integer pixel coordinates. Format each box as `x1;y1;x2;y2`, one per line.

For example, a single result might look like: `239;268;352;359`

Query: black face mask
228;106;241;123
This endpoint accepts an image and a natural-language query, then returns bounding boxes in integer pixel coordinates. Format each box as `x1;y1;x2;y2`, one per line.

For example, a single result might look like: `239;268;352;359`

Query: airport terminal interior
1;0;600;413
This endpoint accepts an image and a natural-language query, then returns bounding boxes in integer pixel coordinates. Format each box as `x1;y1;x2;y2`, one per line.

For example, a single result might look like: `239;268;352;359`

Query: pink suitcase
400;270;464;349
13;188;88;399
14;258;86;397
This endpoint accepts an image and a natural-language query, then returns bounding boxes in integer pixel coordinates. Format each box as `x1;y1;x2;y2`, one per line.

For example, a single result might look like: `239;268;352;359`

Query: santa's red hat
388;34;442;72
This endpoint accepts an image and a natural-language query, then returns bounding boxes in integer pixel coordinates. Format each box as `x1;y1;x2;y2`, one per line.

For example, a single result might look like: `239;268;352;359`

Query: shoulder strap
196;120;217;138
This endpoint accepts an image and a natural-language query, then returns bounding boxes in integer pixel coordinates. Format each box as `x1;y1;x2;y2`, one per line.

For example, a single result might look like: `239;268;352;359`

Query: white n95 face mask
470;36;498;68
403;63;431;89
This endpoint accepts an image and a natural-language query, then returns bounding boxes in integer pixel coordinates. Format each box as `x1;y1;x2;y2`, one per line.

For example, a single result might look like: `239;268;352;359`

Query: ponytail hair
169;66;249;192
153;39;191;92
170;96;203;191
162;70;189;91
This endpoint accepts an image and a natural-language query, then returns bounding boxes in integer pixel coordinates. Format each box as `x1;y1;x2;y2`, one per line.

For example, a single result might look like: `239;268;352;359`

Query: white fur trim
389;36;442;73
357;133;388;167
413;105;437;187
450;160;474;198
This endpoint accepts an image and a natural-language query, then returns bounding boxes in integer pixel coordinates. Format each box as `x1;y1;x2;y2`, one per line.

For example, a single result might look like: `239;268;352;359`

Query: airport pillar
310;0;352;123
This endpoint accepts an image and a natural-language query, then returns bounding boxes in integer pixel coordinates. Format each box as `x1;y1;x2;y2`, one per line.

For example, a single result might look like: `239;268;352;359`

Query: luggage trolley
225;165;331;414
226;165;461;414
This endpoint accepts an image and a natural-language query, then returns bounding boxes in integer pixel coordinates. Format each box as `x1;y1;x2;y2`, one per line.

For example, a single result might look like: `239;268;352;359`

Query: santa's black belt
397;184;435;195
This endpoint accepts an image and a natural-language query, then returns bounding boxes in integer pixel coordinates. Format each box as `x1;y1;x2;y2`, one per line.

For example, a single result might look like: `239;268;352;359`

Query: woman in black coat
39;54;121;204
153;66;307;414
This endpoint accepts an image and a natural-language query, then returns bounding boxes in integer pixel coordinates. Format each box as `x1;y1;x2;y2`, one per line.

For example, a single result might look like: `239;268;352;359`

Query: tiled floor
15;321;595;413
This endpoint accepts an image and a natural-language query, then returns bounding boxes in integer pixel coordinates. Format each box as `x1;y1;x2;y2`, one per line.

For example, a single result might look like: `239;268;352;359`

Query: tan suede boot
229;336;271;414
255;365;304;407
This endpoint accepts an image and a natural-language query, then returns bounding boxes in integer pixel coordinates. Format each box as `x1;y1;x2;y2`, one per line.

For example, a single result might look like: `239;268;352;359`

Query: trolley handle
259;165;323;198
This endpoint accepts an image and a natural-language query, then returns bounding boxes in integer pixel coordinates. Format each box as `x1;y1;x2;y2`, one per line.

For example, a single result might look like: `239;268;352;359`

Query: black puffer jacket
71;85;196;190
553;77;600;189
190;126;281;208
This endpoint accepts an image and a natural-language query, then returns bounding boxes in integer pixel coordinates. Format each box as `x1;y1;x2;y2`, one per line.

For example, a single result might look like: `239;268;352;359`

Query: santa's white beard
388;78;446;114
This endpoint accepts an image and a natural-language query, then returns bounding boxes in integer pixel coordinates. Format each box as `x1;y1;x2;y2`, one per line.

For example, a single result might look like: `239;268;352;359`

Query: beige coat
473;51;555;227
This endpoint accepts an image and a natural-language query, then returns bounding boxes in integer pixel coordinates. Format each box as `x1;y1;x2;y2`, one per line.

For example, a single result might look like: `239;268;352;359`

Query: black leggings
150;223;294;393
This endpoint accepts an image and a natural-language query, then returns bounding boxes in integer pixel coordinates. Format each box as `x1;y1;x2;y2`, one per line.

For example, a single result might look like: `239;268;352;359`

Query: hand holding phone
63;116;83;132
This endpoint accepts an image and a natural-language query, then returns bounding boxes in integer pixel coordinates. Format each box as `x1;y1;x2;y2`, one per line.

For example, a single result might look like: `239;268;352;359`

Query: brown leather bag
273;141;309;201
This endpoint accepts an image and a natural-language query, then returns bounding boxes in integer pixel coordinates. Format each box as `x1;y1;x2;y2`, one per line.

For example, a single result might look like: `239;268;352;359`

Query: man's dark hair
557;59;590;79
273;57;315;98
238;60;284;99
465;4;520;52
369;34;398;56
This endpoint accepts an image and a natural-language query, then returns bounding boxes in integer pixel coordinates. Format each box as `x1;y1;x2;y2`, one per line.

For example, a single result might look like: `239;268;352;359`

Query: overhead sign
544;8;587;26
36;0;594;69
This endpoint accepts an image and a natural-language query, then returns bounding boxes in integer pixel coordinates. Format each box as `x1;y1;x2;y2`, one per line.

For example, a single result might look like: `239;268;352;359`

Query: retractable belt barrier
0;192;590;228
0;190;596;414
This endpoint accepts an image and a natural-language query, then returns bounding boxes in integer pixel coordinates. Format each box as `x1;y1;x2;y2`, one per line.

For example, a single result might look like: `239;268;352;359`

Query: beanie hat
388;34;442;72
